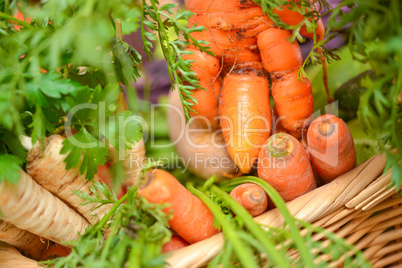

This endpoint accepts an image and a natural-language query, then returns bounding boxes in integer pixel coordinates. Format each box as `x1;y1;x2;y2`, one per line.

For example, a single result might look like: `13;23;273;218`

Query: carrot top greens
43;175;371;267
329;0;402;188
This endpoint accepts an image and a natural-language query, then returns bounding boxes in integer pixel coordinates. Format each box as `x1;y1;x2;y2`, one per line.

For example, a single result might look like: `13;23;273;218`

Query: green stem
0;12;33;29
95;193;128;230
187;184;259;268
210;185;290;268
115;19;123;41
100;212;123;261
219;176;315;268
63;65;69;79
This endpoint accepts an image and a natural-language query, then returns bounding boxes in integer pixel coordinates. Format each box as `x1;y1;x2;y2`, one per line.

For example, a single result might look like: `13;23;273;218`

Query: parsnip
168;89;237;180
108;139;146;186
0;220;47;260
0;171;89;245
0;242;41;268
27;135;112;224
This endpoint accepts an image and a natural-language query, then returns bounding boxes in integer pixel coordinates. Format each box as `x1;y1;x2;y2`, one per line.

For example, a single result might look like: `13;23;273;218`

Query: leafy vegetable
43;184;171;268
141;0;211;121
0;154;22;184
329;0;402;188
0;0;143;180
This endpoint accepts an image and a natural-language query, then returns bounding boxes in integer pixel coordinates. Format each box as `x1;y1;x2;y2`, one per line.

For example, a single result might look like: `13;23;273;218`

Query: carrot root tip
138;172;155;189
318;121;335;136
266;133;294;157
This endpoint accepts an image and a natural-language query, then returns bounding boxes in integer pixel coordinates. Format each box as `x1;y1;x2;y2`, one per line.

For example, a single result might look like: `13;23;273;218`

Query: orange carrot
274;0;325;41
220;62;271;174
40;244;70;261
307;114;356;184
162;235;189;253
138;169;219;244
26;135;112;225
182;48;221;129
258;133;316;202
0;220;47;260
184;0;323;142
274;0;331;103
0;171;89;245
271;106;289;135
230;183;268;217
257;28;313;138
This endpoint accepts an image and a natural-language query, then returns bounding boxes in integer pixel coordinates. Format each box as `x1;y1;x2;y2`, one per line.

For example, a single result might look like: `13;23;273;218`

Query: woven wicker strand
166;153;391;267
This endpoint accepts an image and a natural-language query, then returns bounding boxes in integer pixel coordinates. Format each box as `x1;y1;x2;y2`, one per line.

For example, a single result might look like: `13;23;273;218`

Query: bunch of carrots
0;0;360;264
176;0;358;202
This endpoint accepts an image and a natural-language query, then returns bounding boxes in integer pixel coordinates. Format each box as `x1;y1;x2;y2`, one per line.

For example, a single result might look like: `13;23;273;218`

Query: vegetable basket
166;153;402;267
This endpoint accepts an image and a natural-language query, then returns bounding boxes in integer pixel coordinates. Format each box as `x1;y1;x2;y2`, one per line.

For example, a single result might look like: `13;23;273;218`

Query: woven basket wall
166;153;402;267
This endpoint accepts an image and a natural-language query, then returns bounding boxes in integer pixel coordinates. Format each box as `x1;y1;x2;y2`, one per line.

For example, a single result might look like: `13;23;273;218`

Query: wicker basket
166;153;402;267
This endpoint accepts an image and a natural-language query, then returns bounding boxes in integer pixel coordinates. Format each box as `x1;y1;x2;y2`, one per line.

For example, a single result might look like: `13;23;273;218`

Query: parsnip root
0;171;89;245
0;220;47;260
108;138;146;186
27;135;112;225
0;242;41;268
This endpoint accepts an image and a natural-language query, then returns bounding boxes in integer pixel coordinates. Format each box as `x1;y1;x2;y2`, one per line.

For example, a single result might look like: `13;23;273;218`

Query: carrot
186;0;268;63
257;28;313;138
0;242;40;268
26;135;112;225
258;133;316;202
274;0;325;41
220;62;271;174
230;183;268;217
0;171;89;245
162;235;189;253
271;106;289;135
182;48;221;129
40;244;70;261
0;220;47;260
274;0;331;103
185;0;319;142
138;169;219;244
307;114;356;184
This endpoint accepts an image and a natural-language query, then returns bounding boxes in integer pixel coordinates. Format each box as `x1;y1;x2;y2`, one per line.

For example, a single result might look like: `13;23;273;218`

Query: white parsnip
0;171;89;245
108;139;146;186
0;242;41;268
0;220;47;260
27;135;112;225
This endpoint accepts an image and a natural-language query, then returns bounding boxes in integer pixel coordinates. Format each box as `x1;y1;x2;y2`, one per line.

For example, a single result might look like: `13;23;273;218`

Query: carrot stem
100;212;123;261
210;185;289;267
219;176;315;268
93;193;128;233
187;183;259;268
115;19;123;41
